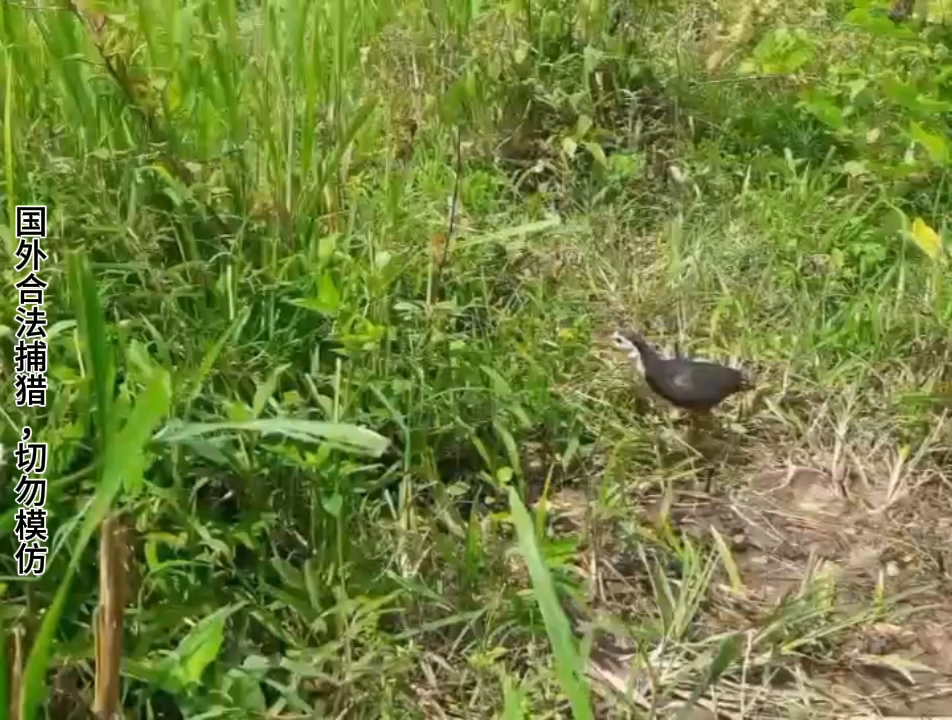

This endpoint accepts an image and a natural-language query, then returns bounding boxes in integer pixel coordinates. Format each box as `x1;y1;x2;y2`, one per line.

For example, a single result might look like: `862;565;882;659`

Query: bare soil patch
554;427;952;718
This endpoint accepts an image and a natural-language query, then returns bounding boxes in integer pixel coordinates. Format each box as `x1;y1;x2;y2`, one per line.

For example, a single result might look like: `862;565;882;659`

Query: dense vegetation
1;0;951;717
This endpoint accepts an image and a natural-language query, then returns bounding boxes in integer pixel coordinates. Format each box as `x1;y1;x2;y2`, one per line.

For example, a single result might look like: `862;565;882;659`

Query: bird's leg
686;411;700;450
685;411;710;453
689;410;714;453
690;410;718;493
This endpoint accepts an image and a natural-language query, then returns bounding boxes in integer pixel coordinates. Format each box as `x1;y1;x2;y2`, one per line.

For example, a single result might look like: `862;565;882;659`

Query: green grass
1;0;951;717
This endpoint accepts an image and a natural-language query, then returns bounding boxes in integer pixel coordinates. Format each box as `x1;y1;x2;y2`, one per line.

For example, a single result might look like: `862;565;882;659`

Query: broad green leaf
154;418;389;457
290;273;342;316
223;669;267;712
508;487;593;720
799;88;844;130
175;603;245;686
318;273;341;312
321;491;343;517
911;122;950;165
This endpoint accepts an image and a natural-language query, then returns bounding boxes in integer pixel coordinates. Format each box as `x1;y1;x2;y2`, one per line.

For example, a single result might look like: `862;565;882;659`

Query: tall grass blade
677;633;743;719
19;372;170;719
3;46;14;253
507;486;593;720
67;253;116;452
0;613;8;720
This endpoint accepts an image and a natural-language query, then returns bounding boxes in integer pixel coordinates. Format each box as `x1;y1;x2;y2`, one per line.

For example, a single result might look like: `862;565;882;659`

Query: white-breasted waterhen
611;329;752;411
611;329;753;490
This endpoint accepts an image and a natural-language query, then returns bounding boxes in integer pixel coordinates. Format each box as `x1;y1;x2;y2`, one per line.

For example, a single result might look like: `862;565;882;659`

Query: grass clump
0;0;950;718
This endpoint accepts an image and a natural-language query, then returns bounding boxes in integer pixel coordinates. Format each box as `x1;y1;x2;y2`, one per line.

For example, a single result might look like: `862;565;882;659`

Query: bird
611;329;754;491
611;329;752;412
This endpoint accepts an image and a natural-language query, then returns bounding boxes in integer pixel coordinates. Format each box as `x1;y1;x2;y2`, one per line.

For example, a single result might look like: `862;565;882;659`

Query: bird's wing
670;368;695;390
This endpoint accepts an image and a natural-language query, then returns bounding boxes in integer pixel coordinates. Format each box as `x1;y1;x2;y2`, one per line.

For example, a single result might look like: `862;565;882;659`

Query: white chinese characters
12;205;50;577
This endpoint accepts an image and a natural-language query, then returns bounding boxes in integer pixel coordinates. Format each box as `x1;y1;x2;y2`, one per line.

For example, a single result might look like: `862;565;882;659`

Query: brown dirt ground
548;422;952;719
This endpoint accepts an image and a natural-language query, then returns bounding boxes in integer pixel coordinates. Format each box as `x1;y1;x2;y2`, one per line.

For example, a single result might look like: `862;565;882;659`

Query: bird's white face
611;331;645;377
610;330;632;351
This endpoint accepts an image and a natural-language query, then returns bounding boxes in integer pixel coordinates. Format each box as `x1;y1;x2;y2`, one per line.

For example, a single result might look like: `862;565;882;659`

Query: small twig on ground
432;125;463;304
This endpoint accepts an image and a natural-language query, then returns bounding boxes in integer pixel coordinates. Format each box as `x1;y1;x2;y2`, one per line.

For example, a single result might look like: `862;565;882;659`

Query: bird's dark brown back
643;357;748;410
